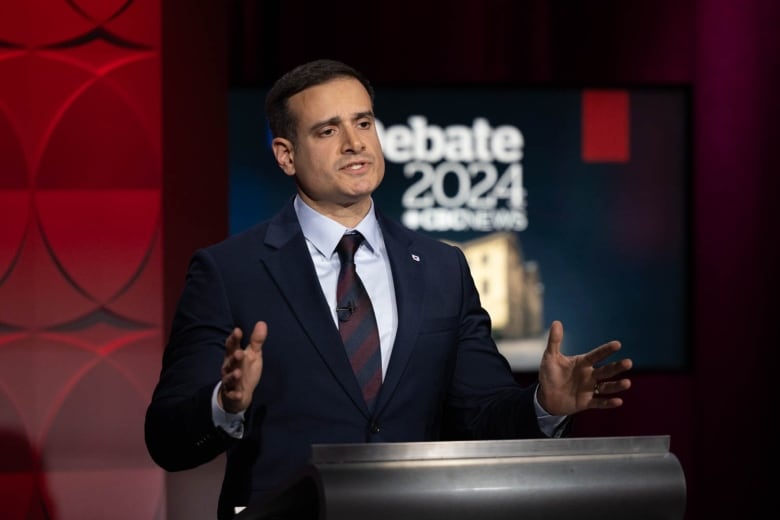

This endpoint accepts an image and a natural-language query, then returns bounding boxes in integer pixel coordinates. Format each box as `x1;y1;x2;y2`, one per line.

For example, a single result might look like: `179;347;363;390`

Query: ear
271;137;296;176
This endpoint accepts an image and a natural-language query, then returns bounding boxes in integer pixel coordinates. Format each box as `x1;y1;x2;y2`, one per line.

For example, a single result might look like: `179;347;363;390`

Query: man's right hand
219;321;266;414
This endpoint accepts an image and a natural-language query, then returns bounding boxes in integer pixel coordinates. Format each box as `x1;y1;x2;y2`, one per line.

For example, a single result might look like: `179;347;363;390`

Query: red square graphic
582;90;630;163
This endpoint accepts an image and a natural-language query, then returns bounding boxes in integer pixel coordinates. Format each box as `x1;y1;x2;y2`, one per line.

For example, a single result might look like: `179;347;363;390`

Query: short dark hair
264;59;375;143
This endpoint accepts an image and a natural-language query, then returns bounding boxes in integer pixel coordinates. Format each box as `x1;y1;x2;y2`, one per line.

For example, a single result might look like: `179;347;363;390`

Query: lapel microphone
336;301;356;322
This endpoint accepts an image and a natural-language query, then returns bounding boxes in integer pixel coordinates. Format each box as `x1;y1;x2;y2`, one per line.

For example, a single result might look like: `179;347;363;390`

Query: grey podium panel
309;436;686;520
234;435;686;520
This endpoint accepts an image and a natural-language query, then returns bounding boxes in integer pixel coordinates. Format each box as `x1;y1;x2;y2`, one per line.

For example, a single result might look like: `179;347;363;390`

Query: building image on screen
444;232;547;369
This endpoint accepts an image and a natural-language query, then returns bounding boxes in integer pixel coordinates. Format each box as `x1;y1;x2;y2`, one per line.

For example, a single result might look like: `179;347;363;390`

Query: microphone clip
336;301;355;322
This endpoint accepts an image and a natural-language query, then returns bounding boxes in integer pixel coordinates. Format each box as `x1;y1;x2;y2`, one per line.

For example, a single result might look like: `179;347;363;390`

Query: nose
341;127;365;154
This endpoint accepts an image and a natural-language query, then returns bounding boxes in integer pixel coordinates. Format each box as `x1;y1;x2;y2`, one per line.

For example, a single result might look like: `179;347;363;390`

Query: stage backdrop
229;86;690;372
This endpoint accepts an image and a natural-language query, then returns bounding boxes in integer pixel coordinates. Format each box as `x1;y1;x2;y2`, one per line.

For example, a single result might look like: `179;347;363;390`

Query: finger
592;397;624;409
222;352;248;388
595;378;632;395
593;358;633;382
221;382;244;405
225;327;243;355
583;340;622;366
222;367;242;390
544;320;563;355
222;345;245;370
247;321;267;353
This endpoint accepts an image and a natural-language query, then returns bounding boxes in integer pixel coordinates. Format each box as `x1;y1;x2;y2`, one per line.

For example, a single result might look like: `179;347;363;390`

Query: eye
319;127;336;137
357;120;372;129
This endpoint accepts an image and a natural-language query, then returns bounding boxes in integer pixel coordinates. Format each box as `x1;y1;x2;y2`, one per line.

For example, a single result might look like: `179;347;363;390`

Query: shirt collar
293;195;381;258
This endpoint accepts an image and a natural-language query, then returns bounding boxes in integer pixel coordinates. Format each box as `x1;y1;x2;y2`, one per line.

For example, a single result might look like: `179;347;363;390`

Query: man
145;59;632;519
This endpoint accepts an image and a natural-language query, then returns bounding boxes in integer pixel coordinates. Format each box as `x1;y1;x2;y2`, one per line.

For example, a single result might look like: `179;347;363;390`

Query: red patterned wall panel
0;1;164;519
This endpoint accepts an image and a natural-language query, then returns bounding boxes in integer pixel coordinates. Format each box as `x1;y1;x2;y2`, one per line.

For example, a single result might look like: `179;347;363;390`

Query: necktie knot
337;232;364;265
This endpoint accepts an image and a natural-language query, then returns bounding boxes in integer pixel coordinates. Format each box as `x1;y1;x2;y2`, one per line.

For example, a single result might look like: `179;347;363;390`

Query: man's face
274;77;385;219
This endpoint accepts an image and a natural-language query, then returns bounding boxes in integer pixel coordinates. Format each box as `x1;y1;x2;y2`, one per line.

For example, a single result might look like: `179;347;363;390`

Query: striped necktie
336;232;382;411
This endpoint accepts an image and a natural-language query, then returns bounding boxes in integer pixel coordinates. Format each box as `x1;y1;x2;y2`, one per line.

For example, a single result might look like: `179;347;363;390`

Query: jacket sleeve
144;249;238;471
442;245;547;440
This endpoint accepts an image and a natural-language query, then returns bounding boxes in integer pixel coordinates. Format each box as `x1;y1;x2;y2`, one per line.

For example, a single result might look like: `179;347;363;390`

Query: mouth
341;160;370;172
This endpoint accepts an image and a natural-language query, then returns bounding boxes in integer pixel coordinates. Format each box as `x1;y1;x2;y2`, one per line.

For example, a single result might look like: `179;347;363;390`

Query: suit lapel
260;201;369;414
374;215;426;414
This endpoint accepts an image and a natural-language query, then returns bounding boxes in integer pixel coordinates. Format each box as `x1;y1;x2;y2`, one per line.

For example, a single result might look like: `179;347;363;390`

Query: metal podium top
237;436;685;520
311;435;672;464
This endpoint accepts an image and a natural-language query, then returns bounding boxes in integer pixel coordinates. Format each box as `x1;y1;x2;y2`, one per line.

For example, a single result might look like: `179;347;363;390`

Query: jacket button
370;422;380;434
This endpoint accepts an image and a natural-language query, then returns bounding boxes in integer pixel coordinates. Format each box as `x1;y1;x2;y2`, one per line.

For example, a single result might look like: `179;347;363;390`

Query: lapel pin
411;254;420;262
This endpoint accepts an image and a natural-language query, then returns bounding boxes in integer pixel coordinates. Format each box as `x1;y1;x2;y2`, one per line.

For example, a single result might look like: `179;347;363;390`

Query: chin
351;177;381;193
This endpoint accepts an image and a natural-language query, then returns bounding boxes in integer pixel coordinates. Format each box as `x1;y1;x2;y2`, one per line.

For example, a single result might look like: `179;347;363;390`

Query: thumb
545;320;564;356
247;321;267;353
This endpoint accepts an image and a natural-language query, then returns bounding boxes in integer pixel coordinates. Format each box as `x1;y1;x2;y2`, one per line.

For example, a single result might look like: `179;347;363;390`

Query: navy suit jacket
145;199;545;518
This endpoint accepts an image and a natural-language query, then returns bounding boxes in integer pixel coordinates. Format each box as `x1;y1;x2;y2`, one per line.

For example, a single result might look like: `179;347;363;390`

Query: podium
236;435;686;520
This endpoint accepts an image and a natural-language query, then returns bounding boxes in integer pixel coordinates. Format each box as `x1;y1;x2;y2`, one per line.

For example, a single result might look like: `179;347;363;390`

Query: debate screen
229;86;691;372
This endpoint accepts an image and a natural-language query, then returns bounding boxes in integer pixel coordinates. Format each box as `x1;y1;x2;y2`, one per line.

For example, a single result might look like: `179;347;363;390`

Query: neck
298;193;372;228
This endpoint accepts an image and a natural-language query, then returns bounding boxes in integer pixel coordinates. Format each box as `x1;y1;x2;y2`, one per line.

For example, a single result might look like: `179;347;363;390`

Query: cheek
375;154;386;179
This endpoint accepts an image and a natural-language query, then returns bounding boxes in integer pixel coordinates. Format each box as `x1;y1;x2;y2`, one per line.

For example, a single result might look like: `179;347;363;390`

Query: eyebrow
309;110;375;134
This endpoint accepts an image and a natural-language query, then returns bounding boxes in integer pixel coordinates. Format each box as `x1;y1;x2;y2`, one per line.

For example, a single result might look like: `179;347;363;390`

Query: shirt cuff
211;382;246;439
533;384;568;437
